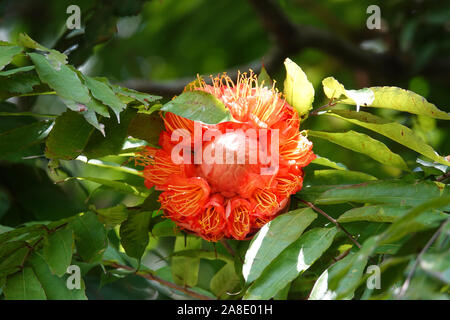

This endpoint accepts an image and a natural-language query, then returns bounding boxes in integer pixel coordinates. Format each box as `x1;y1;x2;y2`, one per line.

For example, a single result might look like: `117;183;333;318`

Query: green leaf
119;210;152;261
210;263;240;299
338;204;447;224
283;58;314;116
0;72;41;97
161;90;233;124
128;113;164;145
29;53;90;104
308;130;408;170
416;158;448;176
81;107;105;135
151;219;178;237
18;33;67;68
4;267;46;300
307;169;377;186
273;283;291;300
141;190;163;212
244;227;338;300
83;107;136;158
242;207;317;284
62;99;105;135
29;253;86;300
70;212;107;262
322;76;346;100
343;86;450;120
322;78;449;119
172;236;202;287
311;155;347;170
420;252;450;284
316;180;450;210
0;45;23;70
111;84;161;106
86;96;110;118
257;65;273;88
326;110;450;166
0;224;46;244
65;177;149;198
75;156;141;176
45;110;94;160
84;76;126;122
42;228;74;277
0;65;34;76
171;249;233;264
0;241;28;277
380;197;450;244
0;121;53;158
309;252;368;300
95;204;129;229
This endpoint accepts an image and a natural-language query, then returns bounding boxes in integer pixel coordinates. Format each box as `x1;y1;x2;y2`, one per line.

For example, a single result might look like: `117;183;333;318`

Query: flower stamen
254;188;278;215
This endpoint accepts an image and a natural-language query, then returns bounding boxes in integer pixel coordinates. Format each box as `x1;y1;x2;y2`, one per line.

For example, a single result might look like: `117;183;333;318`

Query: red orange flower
136;71;316;241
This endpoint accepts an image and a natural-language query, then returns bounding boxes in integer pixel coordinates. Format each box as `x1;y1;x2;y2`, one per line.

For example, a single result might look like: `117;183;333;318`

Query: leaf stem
300;200;362;249
309;99;338;116
436;171;450;182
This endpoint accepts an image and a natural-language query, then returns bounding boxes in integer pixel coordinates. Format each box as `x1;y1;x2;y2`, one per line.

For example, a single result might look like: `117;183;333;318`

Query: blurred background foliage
0;0;449;300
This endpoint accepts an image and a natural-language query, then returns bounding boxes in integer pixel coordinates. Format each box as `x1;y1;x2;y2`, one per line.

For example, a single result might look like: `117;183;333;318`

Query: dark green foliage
0;1;449;301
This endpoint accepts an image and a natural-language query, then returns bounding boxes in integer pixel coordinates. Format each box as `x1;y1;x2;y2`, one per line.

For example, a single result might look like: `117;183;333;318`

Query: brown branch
247;0;399;76
125;0;449;97
122;48;284;96
301;200;362;249
108;262;214;300
309;99;338;116
332;247;352;263
436;171;450;182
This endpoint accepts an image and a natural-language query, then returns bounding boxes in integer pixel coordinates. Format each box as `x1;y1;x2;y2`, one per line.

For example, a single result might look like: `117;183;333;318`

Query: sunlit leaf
316;180;450;210
244;227;338;300
243;208;317;284
309;252;368;300
326;110;450;166
311;155;347;171
338;204;447;224
161;90;233;124
344;86;450;120
306;169;377;186
283;58;314;116
29;53;90;104
308;130;408;170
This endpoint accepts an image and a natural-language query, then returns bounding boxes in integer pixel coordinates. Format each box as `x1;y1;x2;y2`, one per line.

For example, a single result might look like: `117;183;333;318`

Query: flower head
136;71;316;241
